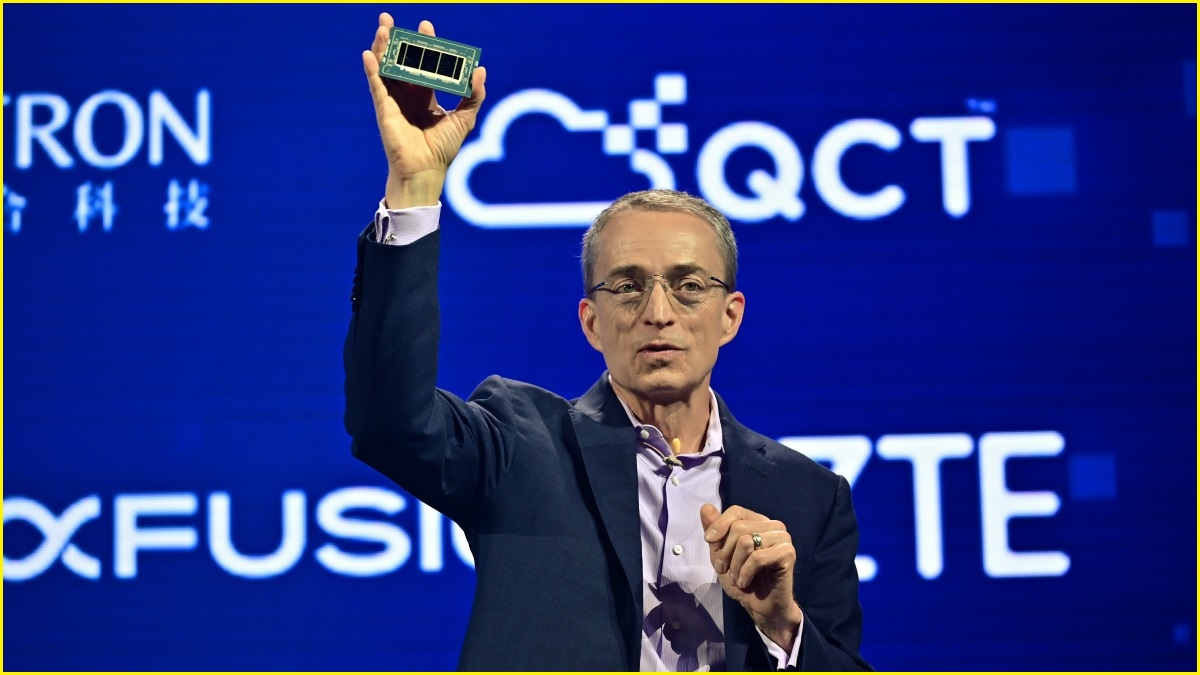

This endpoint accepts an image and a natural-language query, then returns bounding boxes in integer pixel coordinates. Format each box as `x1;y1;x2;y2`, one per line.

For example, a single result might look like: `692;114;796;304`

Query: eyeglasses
588;273;730;311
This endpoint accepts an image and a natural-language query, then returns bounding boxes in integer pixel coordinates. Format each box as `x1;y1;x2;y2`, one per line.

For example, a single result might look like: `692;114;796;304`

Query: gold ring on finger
751;532;763;550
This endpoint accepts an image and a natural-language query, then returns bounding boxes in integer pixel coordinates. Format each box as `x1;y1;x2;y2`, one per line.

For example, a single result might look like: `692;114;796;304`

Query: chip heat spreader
378;27;481;98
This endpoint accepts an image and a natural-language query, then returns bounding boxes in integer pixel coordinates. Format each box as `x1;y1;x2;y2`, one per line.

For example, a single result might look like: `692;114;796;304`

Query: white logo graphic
4;184;28;233
7;89;211;169
5;431;1067;584
3;487;473;582
75;181;118;232
782;431;1069;582
446;73;686;227
4;90;213;235
446;74;995;227
3;496;103;581
164;179;210;230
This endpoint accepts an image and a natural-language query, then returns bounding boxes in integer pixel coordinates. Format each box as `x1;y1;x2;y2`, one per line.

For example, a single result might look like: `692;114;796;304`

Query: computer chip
378;26;481;98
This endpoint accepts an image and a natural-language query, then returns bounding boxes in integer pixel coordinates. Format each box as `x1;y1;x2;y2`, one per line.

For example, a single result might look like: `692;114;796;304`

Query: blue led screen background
3;3;1196;670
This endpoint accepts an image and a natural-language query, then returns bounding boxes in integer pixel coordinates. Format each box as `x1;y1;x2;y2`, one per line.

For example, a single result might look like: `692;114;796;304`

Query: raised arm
345;14;493;522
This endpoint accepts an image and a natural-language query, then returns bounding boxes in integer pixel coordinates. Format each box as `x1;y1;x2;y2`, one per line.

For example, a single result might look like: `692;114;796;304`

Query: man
345;13;870;671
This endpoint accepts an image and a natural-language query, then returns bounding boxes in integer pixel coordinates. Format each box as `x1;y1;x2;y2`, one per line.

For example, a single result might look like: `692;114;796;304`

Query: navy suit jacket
344;229;870;670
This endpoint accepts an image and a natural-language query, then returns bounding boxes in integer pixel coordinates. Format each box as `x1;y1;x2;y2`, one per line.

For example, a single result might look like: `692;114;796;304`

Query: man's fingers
362;50;388;101
725;532;754;582
720;526;787;578
702;505;739;544
735;541;796;590
453;65;487;119
362;49;398;112
702;505;770;574
418;19;435;36
727;530;790;588
372;24;390;64
713;519;785;573
379;12;395;28
711;519;755;573
703;505;767;545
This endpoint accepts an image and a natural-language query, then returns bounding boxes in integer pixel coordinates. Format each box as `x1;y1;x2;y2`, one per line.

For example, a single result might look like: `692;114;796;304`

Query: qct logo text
445;73;996;227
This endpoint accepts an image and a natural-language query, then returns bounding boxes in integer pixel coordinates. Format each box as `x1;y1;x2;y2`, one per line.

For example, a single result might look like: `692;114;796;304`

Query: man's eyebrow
665;263;707;276
603;264;650;279
602;263;709;279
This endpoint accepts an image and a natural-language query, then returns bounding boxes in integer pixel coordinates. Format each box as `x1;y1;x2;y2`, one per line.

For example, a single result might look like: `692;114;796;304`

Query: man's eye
613;282;640;294
676;280;703;293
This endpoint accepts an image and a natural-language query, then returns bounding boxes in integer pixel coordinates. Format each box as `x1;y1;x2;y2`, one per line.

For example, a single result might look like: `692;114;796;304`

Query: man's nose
641;280;676;326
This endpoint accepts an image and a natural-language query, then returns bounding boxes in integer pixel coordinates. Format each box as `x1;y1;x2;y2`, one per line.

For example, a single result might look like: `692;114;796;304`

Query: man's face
578;209;745;404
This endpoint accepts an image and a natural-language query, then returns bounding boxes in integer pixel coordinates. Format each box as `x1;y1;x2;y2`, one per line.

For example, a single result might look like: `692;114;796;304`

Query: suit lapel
716;395;776;671
569;374;642;670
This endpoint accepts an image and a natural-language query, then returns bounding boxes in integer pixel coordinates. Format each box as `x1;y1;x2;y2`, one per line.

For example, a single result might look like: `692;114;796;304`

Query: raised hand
361;13;487;208
700;503;804;652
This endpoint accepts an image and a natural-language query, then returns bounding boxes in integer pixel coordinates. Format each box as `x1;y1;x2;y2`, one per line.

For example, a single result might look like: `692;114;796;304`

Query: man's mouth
639;342;682;353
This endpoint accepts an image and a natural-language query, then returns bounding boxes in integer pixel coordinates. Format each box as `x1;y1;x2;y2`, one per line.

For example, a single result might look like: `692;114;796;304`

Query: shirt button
671;475;680;486
640;429;650;439
672;620;681;630
672;544;683;555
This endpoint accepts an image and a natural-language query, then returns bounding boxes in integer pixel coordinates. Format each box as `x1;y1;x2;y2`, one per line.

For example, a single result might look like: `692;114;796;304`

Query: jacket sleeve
795;475;873;671
343;227;514;525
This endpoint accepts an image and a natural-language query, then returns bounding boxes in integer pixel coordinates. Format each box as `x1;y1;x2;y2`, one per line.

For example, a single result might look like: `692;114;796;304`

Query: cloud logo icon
445;78;686;228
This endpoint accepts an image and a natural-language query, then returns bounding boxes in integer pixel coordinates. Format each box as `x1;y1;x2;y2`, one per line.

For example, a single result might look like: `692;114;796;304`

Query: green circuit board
378;26;481;98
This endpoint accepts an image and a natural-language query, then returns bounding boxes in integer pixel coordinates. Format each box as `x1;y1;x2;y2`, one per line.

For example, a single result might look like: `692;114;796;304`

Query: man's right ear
578;298;603;352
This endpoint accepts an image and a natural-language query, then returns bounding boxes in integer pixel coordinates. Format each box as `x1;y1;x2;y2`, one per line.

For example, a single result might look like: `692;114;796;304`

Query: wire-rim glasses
588;273;730;311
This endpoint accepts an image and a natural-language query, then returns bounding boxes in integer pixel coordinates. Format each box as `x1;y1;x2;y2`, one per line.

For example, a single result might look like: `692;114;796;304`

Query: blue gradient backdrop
3;3;1195;670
